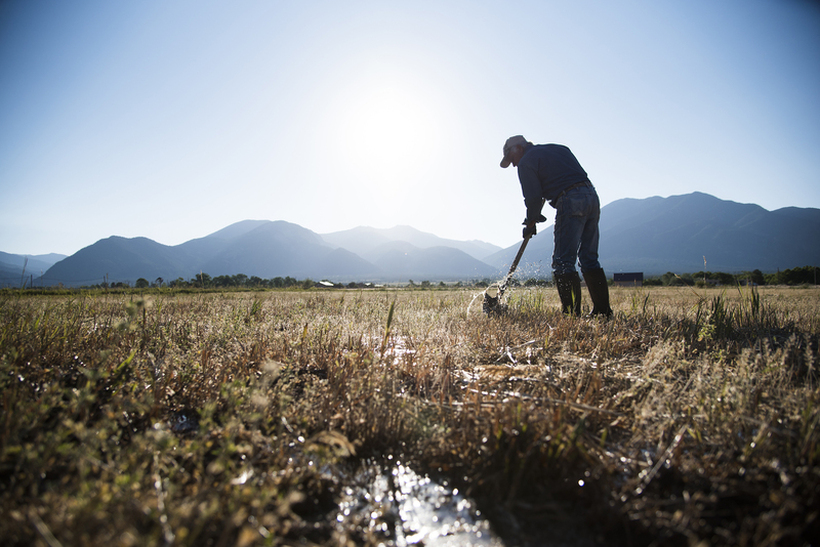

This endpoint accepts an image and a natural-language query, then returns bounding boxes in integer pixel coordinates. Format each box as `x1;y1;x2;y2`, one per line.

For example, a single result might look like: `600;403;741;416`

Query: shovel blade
482;292;506;315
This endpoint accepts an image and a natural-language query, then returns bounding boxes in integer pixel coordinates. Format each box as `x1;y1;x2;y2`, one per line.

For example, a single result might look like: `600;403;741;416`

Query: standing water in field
336;459;503;546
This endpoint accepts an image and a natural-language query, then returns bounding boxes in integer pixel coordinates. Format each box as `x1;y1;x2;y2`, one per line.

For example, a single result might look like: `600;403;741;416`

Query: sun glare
329;72;447;180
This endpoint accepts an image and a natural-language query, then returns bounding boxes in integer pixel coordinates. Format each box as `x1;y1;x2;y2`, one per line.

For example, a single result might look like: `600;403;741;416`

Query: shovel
483;234;531;314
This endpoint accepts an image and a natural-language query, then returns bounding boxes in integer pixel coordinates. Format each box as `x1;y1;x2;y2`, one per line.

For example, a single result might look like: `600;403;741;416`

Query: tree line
132;274;312;289
642;266;818;287
30;264;817;291
140;265;814;289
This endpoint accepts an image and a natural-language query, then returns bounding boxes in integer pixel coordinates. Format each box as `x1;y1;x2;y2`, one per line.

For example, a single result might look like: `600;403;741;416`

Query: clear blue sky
1;0;818;255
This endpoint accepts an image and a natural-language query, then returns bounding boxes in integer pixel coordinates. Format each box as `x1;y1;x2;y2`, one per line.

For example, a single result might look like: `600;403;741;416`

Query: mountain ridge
483;192;820;276
2;193;817;287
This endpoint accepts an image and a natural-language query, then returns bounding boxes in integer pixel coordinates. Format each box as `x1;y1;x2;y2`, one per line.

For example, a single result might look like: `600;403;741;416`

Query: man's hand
522;215;544;239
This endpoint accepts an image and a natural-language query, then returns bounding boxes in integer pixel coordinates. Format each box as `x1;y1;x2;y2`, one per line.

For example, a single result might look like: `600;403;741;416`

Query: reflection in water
336;459;503;546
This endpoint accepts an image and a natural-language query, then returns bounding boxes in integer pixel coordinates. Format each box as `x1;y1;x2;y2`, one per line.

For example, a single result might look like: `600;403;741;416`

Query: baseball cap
500;135;527;168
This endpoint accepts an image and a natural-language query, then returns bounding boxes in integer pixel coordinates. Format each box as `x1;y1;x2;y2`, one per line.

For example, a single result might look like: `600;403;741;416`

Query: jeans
552;186;602;275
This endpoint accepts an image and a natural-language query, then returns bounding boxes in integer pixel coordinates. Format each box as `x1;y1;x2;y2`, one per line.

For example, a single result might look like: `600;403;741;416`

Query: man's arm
518;165;545;223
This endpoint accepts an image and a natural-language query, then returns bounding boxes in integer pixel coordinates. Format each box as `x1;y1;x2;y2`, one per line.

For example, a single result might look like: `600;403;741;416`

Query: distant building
613;272;643;287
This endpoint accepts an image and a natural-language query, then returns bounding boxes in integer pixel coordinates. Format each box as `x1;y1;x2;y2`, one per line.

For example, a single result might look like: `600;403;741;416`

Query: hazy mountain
1;252;65;270
0;252;69;287
366;241;497;280
37;221;492;286
601;192;820;273
198;221;377;279
485;192;820;276
16;193;820;287
207;219;271;240
321;225;501;261
42;237;190;286
174;220;271;264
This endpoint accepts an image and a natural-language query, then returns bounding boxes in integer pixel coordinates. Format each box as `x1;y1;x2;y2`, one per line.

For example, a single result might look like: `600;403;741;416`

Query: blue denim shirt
517;144;589;220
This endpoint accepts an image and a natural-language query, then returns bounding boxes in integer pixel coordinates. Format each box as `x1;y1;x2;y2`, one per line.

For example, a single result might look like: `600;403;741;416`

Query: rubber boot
582;268;613;317
555;272;582;315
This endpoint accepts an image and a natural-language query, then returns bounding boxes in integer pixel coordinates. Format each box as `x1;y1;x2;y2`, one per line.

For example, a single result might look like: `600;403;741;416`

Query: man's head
500;135;530;168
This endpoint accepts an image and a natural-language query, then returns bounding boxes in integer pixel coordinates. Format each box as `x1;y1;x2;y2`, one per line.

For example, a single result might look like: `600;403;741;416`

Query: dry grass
1;285;818;546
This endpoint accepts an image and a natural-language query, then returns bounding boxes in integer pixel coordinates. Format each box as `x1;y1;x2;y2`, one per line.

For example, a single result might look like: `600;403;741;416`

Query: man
500;135;612;317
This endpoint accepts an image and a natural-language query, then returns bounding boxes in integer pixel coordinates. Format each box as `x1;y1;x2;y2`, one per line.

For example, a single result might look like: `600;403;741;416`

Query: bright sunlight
329;70;448;182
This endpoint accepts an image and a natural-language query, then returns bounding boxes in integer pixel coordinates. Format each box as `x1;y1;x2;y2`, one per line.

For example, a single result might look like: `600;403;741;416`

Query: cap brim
500;155;512;168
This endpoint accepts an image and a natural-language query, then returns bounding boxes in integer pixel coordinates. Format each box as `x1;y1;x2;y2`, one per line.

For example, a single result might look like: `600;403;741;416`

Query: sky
1;0;819;256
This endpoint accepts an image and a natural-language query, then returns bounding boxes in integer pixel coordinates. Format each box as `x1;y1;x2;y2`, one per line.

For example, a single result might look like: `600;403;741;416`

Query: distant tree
722;272;737;285
777;265;817;285
661;272;691;286
750;269;765;286
232;274;248;286
135;278;149;288
272;277;284;288
192;272;212;288
696;272;736;286
248;276;264;287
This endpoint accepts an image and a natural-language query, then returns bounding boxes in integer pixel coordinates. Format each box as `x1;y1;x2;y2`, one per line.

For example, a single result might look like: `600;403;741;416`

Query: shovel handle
495;235;530;301
506;235;531;277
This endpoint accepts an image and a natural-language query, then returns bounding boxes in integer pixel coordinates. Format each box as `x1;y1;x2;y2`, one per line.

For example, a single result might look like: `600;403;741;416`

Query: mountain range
2;192;818;287
0;252;67;286
485;192;820;278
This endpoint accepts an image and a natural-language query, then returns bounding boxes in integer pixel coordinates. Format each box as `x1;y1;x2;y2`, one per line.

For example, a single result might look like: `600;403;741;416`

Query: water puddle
336;459;503;546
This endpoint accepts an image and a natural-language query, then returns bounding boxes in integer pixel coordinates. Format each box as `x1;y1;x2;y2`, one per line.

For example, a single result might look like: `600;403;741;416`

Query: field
1;285;818;546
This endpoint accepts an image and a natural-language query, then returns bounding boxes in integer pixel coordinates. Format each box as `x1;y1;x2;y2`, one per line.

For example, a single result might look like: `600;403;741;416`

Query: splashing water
478;274;517;315
467;281;512;316
474;235;533;315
